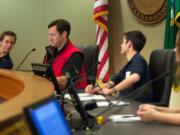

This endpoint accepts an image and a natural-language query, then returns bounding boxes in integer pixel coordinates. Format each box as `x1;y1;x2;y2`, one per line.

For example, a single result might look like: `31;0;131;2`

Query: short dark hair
0;31;17;42
124;30;146;53
48;19;71;37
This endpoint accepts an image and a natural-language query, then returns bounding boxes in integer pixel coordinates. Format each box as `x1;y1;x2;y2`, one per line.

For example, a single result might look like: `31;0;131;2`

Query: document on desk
108;114;141;122
96;101;129;107
64;93;129;107
64;93;106;101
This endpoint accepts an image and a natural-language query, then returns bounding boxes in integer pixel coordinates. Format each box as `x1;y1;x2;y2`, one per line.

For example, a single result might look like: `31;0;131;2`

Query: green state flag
164;0;180;49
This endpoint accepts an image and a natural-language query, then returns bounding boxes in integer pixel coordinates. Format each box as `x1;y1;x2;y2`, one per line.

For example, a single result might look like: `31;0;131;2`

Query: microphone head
32;48;36;52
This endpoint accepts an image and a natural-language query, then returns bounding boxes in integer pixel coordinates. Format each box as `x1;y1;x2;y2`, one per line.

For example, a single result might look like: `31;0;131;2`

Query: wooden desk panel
0;70;24;100
0;69;54;122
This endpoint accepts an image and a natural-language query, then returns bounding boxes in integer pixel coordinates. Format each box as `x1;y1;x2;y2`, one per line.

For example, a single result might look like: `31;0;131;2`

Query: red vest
44;41;87;89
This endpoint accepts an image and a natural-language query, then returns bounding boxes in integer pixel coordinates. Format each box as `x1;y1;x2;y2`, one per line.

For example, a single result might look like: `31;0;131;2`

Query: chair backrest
77;45;98;85
149;49;175;106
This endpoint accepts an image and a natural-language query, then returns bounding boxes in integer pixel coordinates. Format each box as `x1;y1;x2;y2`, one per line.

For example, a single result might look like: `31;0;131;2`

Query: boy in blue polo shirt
85;30;152;102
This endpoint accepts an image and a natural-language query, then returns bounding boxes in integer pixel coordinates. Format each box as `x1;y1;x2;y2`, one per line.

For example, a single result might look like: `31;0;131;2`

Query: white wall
0;0;95;70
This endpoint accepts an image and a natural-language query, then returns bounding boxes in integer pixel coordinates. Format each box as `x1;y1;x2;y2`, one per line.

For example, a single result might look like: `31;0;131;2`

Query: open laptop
24;96;72;135
31;63;61;95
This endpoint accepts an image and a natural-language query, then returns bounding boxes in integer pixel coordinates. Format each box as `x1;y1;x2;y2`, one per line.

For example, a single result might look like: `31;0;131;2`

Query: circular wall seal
128;0;167;24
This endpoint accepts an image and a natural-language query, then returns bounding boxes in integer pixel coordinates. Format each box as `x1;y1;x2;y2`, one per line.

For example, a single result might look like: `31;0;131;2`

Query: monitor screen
24;96;72;135
31;63;61;95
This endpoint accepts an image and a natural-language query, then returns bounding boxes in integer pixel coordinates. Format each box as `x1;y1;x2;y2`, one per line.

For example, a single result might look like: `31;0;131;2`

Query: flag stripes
93;0;110;82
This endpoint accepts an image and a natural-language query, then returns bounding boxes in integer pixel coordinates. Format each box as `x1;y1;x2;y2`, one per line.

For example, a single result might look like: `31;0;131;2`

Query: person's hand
85;84;100;94
101;88;113;95
85;84;94;93
137;105;158;122
138;104;156;110
56;76;68;90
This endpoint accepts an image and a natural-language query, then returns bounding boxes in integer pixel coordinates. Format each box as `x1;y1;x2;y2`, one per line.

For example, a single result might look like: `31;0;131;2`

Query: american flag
93;0;110;82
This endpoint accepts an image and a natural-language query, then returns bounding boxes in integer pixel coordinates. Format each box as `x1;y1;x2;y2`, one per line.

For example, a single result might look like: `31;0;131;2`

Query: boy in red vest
43;19;87;90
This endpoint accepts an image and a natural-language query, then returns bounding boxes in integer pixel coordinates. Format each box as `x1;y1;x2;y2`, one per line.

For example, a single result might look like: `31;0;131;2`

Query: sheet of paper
108;114;141;122
64;94;129;107
64;93;106;101
96;101;129;107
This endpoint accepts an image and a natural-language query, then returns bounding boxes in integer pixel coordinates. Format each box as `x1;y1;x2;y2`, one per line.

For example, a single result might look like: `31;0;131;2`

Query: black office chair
149;49;175;106
77;45;98;85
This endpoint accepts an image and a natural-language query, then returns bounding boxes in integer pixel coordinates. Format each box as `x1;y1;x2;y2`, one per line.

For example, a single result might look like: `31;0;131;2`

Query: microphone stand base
67;112;100;131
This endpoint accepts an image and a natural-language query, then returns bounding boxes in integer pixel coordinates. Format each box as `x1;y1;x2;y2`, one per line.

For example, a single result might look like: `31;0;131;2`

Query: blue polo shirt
111;53;153;103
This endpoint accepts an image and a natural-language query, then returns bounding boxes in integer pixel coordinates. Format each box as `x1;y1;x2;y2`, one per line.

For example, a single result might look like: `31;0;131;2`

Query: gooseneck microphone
95;71;170;117
16;48;36;71
64;62;102;113
71;61;100;83
65;72;97;130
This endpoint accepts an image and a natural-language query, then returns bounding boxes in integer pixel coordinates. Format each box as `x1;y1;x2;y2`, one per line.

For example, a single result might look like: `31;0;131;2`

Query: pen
96;79;103;89
122;115;136;118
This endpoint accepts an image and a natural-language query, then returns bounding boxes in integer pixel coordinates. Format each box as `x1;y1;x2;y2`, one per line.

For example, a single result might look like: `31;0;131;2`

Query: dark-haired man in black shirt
0;31;16;69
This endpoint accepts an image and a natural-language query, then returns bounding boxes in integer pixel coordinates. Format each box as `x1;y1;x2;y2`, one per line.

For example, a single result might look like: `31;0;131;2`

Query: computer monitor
24;96;72;135
31;63;61;95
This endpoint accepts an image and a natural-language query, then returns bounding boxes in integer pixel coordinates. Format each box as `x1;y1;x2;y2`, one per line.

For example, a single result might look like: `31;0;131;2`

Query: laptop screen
24;96;72;135
31;63;61;95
